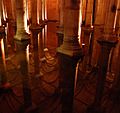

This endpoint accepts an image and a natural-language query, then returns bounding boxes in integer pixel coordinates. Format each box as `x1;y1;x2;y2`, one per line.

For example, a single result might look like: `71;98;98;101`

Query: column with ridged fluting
57;0;82;113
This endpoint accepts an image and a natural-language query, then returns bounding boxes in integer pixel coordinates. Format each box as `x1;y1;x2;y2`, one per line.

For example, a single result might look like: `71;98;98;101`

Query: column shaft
15;0;29;40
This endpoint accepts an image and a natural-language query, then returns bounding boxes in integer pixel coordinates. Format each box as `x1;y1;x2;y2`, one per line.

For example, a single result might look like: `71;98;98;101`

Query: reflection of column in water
15;41;32;109
38;32;44;58
32;32;40;75
42;26;45;48
0;38;7;85
44;24;47;47
26;44;30;73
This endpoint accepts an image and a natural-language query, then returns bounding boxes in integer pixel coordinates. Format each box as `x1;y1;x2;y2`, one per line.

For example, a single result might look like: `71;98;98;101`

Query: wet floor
0;22;119;113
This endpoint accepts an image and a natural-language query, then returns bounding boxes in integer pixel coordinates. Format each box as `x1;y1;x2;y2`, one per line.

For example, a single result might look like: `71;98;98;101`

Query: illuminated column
85;0;93;26
104;0;119;35
29;0;41;31
42;0;47;21
57;0;82;113
56;0;64;47
38;0;42;23
14;0;29;41
0;0;3;25
4;0;15;48
31;0;37;26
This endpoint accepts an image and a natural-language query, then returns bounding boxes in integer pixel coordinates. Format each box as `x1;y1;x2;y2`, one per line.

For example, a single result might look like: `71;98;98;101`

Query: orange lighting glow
1;39;6;69
78;2;82;45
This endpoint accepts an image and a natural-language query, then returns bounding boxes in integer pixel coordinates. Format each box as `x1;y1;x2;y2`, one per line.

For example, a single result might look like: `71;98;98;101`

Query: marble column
56;0;64;47
0;0;3;25
86;37;118;113
4;0;16;48
32;30;40;76
57;0;82;113
31;0;38;27
38;0;42;24
29;0;42;33
85;0;93;26
14;0;29;41
103;0;118;35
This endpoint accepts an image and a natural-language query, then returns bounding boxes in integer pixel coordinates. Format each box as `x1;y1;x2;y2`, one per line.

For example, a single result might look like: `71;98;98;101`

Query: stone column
37;0;42;24
14;0;29;41
104;0;118;35
29;0;41;32
0;0;3;25
85;0;93;26
56;0;64;47
4;0;16;48
31;0;37;26
57;0;82;113
86;37;118;113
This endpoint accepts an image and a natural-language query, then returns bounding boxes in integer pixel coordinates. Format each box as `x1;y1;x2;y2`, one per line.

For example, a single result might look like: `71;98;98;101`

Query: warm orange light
78;2;82;45
113;0;119;30
1;39;6;69
24;0;30;34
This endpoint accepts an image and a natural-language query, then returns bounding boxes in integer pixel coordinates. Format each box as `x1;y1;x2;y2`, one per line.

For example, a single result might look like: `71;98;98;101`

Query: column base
14;32;30;41
57;45;82;57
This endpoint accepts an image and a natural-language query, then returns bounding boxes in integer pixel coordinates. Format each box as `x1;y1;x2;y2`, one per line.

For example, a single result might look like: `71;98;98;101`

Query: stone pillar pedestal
86;36;118;113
